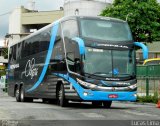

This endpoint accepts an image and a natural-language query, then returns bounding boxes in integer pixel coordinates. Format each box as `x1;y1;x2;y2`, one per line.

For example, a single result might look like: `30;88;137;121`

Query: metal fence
137;65;160;97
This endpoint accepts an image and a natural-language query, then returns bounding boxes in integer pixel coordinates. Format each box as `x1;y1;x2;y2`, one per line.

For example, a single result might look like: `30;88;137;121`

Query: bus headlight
129;84;137;89
77;78;96;88
133;93;137;97
83;92;88;96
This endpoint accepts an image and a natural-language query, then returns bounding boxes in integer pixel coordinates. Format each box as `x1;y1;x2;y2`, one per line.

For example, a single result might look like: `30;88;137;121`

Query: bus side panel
23;29;52;97
8;26;53;98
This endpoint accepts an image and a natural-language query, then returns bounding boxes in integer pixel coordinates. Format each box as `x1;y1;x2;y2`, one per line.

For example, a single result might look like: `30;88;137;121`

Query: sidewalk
0;89;8;97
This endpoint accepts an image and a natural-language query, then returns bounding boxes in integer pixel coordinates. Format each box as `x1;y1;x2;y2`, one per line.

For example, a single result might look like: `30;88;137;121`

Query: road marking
79;113;105;118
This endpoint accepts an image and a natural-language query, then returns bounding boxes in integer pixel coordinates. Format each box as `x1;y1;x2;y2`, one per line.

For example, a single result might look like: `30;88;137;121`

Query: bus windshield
83;47;135;78
80;18;133;42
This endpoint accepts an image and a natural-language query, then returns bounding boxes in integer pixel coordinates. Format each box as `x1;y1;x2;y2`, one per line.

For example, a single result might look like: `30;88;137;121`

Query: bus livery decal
26;23;59;92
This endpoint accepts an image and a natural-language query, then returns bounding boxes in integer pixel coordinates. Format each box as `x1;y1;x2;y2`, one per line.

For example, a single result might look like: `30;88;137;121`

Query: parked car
143;58;160;65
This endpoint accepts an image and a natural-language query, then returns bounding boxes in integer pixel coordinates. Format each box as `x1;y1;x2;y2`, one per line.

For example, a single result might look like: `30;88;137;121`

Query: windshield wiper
84;72;111;78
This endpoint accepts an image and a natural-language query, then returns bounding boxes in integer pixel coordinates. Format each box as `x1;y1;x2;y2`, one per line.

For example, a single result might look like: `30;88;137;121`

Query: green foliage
101;0;160;43
2;48;8;59
0;48;7;77
137;92;159;103
0;65;6;76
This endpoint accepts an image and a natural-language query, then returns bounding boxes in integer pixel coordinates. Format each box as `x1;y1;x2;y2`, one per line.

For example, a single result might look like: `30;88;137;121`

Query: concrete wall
64;0;111;16
8;6;64;46
21;11;64;25
9;7;22;34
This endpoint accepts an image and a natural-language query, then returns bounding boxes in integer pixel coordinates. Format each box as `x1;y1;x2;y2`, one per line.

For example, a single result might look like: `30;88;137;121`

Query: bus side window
13;45;17;61
32;35;40;55
17;42;22;60
62;20;80;73
62;20;79;39
51;26;67;72
39;30;51;52
9;47;13;62
22;40;29;58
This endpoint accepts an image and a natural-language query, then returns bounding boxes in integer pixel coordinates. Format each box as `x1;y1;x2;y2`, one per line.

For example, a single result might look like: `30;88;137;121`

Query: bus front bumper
79;90;137;101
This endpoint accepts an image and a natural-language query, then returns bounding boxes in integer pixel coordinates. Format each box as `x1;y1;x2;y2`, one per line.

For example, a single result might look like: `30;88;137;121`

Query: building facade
7;6;63;47
64;0;112;16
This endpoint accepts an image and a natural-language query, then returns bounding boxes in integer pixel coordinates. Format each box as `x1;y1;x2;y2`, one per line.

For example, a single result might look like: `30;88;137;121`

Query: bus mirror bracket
71;37;85;55
134;42;148;60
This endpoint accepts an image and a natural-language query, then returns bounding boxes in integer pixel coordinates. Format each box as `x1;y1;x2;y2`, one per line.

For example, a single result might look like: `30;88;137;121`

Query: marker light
133;93;137;97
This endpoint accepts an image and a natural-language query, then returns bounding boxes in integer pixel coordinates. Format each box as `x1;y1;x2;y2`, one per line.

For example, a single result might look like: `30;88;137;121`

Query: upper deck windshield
80;18;133;42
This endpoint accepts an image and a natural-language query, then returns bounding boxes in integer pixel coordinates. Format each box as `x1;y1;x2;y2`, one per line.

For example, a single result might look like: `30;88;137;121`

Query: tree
2;48;8;59
101;0;160;43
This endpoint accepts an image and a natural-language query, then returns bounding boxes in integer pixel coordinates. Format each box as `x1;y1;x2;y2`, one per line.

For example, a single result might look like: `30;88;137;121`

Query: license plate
108;94;118;98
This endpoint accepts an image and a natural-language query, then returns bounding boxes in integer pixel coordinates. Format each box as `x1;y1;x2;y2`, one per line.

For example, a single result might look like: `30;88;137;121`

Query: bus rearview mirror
134;42;148;60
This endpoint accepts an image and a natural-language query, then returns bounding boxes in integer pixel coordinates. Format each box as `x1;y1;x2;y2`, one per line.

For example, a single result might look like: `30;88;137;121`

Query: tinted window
9;47;13;62
51;26;67;72
62;20;79;39
39;30;51;52
13;45;17;60
21;27;52;58
80;18;133;42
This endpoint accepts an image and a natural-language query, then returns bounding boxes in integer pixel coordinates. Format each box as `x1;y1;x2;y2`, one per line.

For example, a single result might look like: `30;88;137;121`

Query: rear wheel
103;101;112;108
57;84;68;107
15;86;20;102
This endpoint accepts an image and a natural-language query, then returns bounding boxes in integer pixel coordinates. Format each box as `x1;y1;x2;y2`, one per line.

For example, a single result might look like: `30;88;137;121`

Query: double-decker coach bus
8;16;148;108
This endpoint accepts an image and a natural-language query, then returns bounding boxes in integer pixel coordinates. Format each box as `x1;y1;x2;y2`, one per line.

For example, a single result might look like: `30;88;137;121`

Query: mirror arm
134;42;148;60
72;37;85;55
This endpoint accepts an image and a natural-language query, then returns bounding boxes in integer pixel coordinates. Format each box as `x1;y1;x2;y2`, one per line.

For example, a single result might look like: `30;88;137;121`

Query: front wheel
103;101;112;108
57;84;68;107
20;85;33;102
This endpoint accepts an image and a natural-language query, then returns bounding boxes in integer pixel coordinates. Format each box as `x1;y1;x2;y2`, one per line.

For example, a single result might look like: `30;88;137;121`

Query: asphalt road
0;90;160;126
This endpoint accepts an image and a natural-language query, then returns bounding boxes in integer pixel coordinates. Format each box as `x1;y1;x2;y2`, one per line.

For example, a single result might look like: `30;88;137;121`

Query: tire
92;101;102;107
20;85;33;102
57;84;68;107
103;101;112;108
15;86;20;102
20;85;26;102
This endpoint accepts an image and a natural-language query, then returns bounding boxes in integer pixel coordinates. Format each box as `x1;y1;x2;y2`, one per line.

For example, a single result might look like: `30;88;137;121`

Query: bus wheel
103;101;112;108
57;84;67;107
20;85;26;102
20;85;33;102
92;101;102;107
15;86;21;102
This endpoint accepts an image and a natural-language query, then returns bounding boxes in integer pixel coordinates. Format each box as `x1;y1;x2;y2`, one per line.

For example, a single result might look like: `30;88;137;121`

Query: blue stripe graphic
134;42;148;59
27;23;59;92
72;37;85;55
